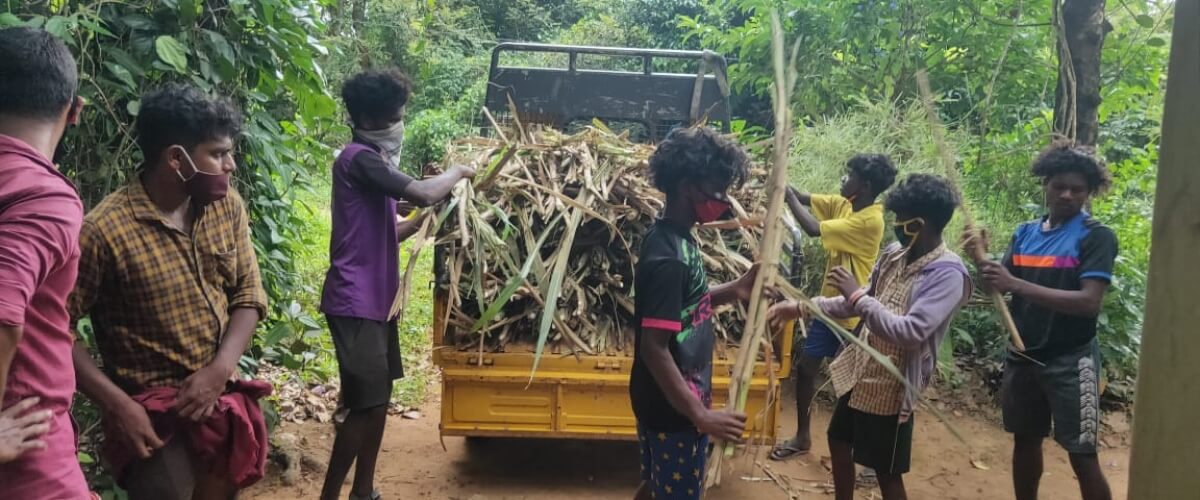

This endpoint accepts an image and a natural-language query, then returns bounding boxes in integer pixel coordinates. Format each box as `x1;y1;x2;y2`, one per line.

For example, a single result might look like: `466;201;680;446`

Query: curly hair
884;174;961;231
136;83;242;164
1031;141;1112;193
0;27;78;120
649;127;750;195
342;69;413;127
846;153;898;196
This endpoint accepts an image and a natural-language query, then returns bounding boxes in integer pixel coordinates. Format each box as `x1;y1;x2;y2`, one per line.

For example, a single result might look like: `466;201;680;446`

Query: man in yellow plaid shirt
69;84;269;499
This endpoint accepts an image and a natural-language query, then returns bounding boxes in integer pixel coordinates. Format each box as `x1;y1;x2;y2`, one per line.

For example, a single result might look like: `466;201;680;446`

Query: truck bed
432;291;794;441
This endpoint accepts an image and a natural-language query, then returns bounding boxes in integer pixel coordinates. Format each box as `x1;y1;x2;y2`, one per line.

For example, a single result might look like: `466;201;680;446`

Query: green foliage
788;99;966;192
459;0;556;41
402;103;478;172
684;0;1058;125
393;243;435;407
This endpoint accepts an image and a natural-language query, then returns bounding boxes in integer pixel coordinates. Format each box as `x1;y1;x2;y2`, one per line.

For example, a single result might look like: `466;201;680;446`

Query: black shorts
327;315;403;410
1002;340;1101;454
827;393;913;475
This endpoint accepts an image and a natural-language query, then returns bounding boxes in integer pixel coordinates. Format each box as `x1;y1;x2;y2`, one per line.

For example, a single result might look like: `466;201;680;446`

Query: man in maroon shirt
0;27;90;498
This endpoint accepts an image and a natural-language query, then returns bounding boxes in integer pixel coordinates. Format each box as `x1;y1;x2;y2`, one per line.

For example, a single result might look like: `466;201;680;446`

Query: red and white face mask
689;184;732;224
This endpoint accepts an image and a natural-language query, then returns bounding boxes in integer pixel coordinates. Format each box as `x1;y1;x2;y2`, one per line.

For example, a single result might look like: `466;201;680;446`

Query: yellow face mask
893;217;925;249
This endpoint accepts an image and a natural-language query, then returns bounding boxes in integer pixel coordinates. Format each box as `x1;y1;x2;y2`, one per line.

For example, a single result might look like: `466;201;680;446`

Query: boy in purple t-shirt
319;69;474;500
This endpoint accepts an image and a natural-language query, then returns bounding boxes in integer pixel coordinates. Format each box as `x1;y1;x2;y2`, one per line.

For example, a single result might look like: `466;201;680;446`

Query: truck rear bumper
435;350;783;442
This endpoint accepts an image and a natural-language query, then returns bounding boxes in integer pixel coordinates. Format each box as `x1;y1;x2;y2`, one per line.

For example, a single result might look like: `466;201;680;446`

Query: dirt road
247;384;1130;500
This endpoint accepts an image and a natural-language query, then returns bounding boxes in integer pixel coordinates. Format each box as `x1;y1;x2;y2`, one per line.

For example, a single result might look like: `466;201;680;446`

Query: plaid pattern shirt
831;245;947;416
69;180;267;391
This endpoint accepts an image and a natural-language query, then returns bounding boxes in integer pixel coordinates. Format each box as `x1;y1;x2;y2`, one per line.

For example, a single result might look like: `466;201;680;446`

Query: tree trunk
1053;0;1111;146
1128;1;1200;496
328;0;347;36
351;0;367;34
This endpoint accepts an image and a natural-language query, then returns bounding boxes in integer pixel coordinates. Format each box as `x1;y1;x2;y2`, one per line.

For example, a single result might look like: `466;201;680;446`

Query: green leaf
44;16;69;38
471;214;563;332
155;35;189;73
77;452;95;464
177;0;199;26
204;30;236;65
1146;37;1166;47
262;322;292;348
120;14;156;31
126;100;140;116
1135;15;1155;29
78;17;116;38
298;316;323;330
107;48;145;77
0;13;23;27
530;191;593;382
104;62;137;90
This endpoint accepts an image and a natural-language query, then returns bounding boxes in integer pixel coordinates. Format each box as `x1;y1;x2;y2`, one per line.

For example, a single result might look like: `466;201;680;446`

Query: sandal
349;490;381;500
768;442;810;461
856;467;878;486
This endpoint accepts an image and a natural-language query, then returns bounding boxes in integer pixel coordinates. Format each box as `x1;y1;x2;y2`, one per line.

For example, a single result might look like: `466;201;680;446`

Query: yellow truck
431;43;798;442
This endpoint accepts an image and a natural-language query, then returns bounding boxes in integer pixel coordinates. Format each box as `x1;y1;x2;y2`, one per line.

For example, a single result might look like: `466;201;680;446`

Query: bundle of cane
386;116;774;382
914;70;1027;352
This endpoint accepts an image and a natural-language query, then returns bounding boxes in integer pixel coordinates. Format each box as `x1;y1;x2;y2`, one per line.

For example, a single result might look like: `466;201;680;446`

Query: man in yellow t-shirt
769;154;897;461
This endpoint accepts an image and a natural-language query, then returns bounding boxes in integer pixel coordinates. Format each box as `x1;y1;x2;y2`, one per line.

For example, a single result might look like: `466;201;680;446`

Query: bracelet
848;289;867;307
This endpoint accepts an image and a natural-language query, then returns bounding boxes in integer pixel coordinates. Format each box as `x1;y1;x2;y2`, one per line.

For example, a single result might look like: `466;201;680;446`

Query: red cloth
103;379;273;488
0;134;88;499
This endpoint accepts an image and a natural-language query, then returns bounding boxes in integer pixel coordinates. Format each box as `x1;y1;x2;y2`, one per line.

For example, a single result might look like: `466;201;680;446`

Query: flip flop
856;467;878;486
768;443;810;461
349;490;382;500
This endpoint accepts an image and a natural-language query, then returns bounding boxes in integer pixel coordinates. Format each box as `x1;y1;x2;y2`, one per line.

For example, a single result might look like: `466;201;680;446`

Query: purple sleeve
815;296;855;319
347;149;415;201
851;267;969;349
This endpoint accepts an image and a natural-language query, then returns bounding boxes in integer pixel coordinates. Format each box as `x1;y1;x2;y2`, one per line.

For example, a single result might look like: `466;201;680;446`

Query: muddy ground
246;379;1130;500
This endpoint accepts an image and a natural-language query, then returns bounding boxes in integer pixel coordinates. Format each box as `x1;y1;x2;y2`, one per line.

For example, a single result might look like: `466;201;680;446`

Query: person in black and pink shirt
630;127;760;500
968;142;1116;500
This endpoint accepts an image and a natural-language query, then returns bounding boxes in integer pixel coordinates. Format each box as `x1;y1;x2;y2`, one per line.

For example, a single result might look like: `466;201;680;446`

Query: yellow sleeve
809;194;848;222
227;190;269;318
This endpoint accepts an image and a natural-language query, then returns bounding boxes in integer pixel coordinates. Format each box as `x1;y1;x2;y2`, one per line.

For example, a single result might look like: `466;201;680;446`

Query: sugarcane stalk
707;9;797;488
914;70;1026;352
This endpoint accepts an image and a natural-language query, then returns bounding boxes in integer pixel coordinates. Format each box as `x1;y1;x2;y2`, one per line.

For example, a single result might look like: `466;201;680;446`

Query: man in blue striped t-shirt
970;142;1117;500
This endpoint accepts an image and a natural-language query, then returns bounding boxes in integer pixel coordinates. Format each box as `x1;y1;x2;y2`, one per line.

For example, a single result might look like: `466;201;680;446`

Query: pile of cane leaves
425;123;772;370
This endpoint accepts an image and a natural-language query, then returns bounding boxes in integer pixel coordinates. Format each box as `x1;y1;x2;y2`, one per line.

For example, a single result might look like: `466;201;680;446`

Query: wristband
849;289;867;307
